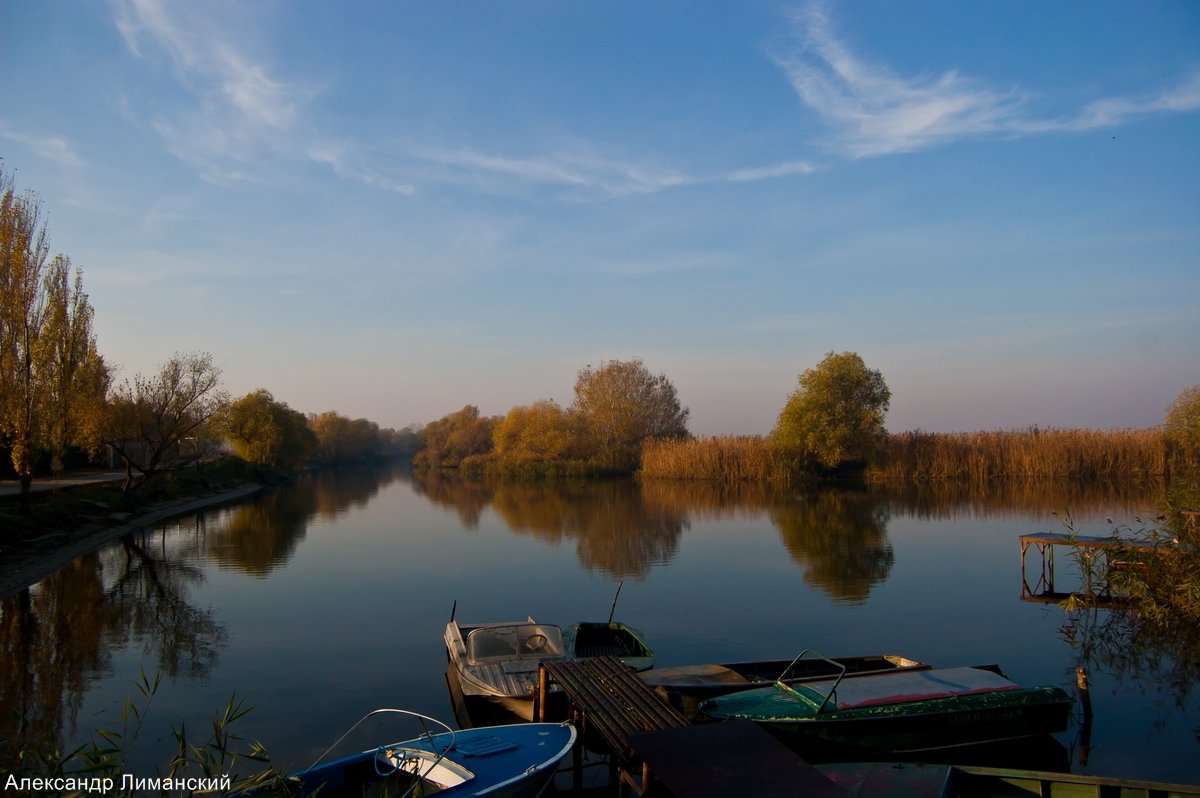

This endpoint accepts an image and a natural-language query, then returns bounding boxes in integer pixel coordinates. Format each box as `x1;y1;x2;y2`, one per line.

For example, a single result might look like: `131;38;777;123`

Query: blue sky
2;1;1198;435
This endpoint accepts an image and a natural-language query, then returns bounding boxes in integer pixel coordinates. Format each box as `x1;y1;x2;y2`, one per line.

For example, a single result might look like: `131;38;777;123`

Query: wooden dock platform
535;656;847;797
628;720;850;798
535;655;689;793
1018;531;1178;607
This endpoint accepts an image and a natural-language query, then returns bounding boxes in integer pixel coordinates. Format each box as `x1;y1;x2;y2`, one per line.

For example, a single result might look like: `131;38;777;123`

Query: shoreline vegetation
0;457;271;600
639;426;1198;484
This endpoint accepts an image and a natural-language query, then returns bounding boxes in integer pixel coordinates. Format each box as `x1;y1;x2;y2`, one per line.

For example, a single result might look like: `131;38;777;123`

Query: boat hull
563;621;655;671
759;688;1072;752
277;722;576;798
445;619;566;722
640;653;928;701
702;667;1073;753
817;761;1200;798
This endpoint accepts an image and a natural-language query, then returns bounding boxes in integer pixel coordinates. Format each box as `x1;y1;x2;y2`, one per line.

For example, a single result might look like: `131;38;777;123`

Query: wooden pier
534;655;847;797
1018;531;1178;608
535;655;689;794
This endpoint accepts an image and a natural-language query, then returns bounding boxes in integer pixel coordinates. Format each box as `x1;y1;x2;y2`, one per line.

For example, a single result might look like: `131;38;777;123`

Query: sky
2;1;1198;436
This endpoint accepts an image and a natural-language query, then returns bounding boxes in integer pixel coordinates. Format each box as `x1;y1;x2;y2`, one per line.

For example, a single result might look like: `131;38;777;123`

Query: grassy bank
0;457;271;541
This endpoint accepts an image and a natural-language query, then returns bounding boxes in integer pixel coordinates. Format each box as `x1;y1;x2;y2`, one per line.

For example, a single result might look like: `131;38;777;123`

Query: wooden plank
539;657;689;761
1019;532;1184;551
627;719;851;798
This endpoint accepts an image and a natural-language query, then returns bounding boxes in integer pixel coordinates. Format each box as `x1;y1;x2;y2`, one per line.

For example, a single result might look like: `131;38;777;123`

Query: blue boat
264;711;576;797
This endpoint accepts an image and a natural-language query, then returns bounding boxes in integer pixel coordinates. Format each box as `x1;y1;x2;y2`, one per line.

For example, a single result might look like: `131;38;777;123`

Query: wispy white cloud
112;0;316;183
0;123;84;168
1057;70;1200;131
775;2;1200;158
414;146;690;199
305;139;417;195
726;160;820;182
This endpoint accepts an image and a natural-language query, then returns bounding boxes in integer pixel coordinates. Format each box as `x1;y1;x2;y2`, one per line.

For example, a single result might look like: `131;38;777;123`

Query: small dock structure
1018;531;1182;607
535;655;848;797
535;655;688;794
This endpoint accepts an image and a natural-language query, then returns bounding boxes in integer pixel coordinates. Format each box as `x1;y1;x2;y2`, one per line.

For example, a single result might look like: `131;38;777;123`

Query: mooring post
1075;665;1092;720
1075;665;1093;766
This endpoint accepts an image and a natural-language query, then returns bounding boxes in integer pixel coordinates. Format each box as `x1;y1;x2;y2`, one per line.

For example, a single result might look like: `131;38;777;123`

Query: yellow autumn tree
493;400;583;466
0;165;108;508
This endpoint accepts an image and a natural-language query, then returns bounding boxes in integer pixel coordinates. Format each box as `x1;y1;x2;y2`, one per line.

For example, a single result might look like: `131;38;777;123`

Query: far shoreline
0;482;264;601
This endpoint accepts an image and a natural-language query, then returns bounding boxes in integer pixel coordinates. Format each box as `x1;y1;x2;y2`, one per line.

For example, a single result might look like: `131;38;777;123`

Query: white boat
444;615;566;721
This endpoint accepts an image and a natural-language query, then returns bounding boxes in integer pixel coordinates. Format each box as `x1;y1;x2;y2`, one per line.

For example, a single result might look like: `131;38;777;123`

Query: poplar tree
0;166;49;502
0;165;107;508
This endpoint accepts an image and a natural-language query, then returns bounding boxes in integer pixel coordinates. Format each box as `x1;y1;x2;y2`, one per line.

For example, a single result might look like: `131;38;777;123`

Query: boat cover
797;667;1020;710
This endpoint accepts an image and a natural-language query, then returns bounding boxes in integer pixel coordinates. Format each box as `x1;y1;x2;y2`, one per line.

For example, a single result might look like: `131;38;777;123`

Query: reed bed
639;436;780;482
868;427;1177;482
641;427;1197;484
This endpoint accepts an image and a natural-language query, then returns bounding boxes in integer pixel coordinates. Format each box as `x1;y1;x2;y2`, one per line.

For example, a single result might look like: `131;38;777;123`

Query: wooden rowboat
564;621;655;671
701;653;1072;753
639;651;928;702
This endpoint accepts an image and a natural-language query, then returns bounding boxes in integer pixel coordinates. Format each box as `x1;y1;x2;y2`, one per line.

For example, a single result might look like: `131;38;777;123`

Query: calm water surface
3;466;1197;786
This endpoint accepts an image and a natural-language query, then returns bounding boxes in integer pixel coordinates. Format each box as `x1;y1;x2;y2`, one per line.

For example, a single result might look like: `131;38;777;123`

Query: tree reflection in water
2;466;1185;776
491;480;685;579
0;464;408;770
0;538;224;769
770;489;894;604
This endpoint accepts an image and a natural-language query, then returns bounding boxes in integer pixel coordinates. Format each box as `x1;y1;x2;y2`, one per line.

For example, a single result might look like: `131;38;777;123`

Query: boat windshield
466;624;565;665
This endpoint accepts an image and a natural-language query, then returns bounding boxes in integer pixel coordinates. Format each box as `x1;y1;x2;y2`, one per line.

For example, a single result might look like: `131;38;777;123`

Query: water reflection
0;537;223;768
770;489;894;604
877;479;1160;520
206;464;406;576
204;484;316;576
491;480;685;579
1;466;1190;782
109;535;227;677
0;465;408;768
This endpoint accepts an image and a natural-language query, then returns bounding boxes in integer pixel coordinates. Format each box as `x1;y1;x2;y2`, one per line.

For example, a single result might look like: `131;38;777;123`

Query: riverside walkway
0;470;125;497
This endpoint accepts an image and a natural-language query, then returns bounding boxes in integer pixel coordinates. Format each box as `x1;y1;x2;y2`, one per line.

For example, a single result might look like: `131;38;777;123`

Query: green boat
563;582;655;672
563;621;655;671
817;761;1200;798
700;652;1072;753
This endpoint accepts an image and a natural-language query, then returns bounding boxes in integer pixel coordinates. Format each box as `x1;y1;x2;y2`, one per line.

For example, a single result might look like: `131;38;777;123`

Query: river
2;465;1197;788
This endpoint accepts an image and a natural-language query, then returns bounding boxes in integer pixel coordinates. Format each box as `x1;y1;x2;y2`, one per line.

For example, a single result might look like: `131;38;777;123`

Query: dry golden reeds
639;436;780;482
868;427;1181;482
641;427;1197;484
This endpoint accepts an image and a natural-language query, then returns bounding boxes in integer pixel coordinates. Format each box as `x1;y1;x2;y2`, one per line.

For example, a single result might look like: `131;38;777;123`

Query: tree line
7;164;1197;497
411;351;895;480
415;347;1199;484
1;166;412;509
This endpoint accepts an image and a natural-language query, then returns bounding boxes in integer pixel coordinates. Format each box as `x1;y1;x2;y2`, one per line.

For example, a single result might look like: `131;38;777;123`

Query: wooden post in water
1075;666;1093;766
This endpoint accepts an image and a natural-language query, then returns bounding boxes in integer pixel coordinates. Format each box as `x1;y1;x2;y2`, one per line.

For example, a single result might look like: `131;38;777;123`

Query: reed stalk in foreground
9;669;287;797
